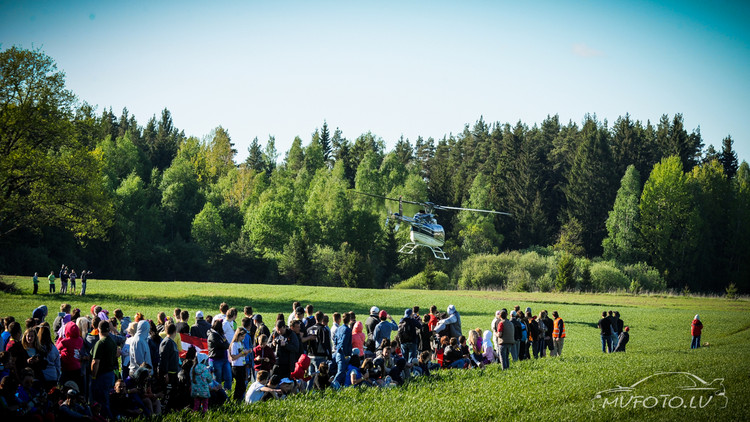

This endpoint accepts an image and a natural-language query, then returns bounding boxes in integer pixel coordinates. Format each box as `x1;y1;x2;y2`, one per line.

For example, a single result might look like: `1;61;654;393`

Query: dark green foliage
719;135;739;179
279;231;314;285
563;116;616;256
555;252;575;291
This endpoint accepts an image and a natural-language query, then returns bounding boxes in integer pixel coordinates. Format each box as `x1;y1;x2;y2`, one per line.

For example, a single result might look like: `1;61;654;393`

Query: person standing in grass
598;311;612;353
691;314;703;349
79;270;89;296
614;326;629;352
208;319;232;391
48;271;56;293
551;311;565;357
373;310;398;349
191;354;213;412
60;266;68;294
332;313;352;386
541;310;553;357
496;309;514;370
159;323;180;410
609;311;620;351
229;328;251;402
69;269;76;294
91;320;118;419
190;311;211;339
528;313;541;359
364;306;380;340
31;272;39;295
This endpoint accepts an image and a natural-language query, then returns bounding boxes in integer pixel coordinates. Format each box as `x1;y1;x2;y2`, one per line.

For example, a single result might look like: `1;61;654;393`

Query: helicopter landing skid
398;242;450;260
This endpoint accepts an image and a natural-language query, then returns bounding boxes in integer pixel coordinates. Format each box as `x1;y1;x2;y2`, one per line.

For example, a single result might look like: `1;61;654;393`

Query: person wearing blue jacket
373;310;398;349
332;313;352;387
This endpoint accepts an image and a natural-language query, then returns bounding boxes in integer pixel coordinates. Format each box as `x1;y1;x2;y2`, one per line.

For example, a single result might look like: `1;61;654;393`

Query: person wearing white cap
364;306;380;340
691;314;703;349
190;311;211;339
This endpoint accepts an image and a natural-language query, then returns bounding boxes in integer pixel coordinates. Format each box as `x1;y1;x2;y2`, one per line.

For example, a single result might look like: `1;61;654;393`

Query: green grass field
2;275;749;421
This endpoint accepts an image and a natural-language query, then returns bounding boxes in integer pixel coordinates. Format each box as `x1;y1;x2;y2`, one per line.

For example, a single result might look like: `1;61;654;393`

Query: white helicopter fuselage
410;223;446;248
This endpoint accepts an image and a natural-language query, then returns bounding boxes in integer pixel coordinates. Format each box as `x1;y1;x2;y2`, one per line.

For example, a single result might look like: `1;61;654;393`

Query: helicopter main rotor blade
434;205;512;216
353;191;423;206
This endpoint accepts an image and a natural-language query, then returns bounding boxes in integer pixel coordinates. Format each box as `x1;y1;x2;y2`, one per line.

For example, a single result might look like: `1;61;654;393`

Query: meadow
1;275;749;421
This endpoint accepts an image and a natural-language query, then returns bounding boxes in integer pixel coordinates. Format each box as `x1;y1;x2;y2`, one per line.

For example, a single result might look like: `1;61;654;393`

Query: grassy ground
2;275;749;421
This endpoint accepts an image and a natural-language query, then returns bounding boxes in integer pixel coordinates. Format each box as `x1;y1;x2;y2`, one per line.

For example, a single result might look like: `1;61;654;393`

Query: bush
726;283;738;299
575;257;593;291
556;253;576;291
506;268;532;292
629;279;642;294
456;253;517;290
517;251;549;280
537;273;555;292
393;270;452;290
622;262;666;292
590;261;630;291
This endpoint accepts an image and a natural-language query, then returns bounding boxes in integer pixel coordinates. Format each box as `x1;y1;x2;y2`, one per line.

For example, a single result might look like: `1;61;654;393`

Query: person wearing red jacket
289;353;311;383
691;314;703;349
56;321;83;390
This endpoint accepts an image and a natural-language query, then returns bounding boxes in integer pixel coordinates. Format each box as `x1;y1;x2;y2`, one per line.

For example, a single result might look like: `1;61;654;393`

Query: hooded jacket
56;321;83;371
129;320;152;373
435;305;462;339
32;305;48;323
290;353;311;381
482;330;496;362
691;316;703;336
351;322;365;352
42;343;61;382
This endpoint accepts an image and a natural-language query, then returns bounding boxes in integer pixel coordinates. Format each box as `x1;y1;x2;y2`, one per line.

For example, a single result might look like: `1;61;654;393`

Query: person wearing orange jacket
551;311;565;357
691;314;703;349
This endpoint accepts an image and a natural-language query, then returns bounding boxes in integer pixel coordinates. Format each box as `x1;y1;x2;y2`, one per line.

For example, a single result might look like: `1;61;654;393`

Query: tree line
1;47;748;293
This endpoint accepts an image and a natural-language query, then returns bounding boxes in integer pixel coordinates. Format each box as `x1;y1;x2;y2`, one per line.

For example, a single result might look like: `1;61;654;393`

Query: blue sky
2;0;749;164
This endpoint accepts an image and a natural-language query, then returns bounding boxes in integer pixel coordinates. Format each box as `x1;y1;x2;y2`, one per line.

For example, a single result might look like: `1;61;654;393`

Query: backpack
397;320;415;344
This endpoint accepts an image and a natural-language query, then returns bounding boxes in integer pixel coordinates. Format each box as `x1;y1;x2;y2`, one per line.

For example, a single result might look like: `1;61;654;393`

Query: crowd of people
597;310;629;353
0;299;576;420
4;293;710;421
37;266;93;296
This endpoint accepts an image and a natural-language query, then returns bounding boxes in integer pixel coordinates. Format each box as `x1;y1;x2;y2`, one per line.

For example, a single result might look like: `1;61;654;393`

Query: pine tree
319;120;332;166
245;137;265;172
279;231;314;285
563;116;615;256
718;136;739;179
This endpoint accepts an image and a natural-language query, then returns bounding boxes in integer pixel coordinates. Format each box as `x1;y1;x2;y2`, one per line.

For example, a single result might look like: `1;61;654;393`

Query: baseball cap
196;311;204;319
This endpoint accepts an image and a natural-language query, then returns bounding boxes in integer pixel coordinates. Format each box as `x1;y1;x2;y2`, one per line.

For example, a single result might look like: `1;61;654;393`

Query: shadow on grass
566;320;598;329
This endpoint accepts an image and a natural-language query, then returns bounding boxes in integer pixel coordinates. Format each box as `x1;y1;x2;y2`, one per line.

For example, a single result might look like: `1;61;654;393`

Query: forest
1;47;748;294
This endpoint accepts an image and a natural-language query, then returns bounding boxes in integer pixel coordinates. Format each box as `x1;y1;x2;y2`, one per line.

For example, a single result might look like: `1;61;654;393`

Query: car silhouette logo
592;372;728;410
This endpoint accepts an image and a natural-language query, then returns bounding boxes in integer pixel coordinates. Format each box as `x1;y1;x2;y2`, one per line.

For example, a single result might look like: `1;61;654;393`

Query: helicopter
355;192;511;260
